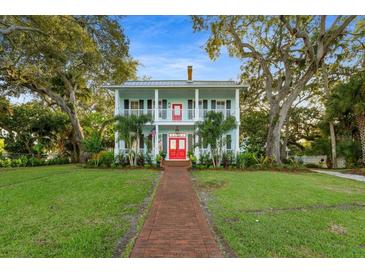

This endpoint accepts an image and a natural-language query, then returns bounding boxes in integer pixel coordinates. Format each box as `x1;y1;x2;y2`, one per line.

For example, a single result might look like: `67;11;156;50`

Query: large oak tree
0;16;137;162
192;15;357;163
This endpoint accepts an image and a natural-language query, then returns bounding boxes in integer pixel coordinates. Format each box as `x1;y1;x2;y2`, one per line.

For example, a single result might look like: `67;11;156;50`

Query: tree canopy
0;16;137;162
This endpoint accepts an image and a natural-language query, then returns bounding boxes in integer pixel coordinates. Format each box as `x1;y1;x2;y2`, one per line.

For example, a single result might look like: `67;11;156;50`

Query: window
179;139;185;149
130;101;139;109
216;100;225;110
226;134;232;150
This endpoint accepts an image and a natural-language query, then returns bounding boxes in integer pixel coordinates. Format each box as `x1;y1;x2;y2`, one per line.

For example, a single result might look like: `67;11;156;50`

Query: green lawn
0;165;158;257
193;170;365;257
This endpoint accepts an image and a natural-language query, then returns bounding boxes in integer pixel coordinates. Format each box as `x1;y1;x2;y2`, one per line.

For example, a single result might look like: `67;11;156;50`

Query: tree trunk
355;114;365;166
266;100;291;164
281;122;289;163
67;110;84;163
323;62;337;168
329;122;337;168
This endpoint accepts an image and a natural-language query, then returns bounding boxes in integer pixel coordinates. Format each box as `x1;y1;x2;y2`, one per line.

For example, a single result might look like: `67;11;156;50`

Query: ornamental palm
327;72;365;165
114;114;152;166
196;111;237;167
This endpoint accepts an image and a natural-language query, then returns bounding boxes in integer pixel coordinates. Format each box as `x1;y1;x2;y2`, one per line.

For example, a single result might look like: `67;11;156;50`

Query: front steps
162;160;191;168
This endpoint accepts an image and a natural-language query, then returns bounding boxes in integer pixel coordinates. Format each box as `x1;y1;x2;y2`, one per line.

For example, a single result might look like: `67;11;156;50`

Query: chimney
187;65;192;81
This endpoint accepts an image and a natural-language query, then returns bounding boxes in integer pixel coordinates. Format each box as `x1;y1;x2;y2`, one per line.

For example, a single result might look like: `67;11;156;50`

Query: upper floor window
130;101;139;110
216;100;225;110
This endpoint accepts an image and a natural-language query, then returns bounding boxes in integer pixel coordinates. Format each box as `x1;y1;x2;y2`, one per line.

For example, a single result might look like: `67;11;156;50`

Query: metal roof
104;80;247;89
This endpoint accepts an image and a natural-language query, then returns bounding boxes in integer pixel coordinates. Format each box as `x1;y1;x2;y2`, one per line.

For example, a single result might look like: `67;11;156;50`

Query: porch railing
119;108;235;121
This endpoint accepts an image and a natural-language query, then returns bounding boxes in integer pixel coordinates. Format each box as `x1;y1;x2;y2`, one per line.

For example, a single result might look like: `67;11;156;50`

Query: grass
0;165;158;257
193;170;365;257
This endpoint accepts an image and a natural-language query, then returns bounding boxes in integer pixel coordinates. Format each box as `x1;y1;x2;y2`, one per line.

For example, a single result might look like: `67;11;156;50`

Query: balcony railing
120;108;235;121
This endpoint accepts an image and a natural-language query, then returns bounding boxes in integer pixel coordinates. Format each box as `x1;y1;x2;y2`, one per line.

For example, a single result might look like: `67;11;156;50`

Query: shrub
145;153;153;166
137;153;145;166
98;151;114;167
236;152;257;168
222;151;235;168
254;155;273;169
199;152;212;168
188;151;197;167
115;153;129;167
11;158;22;167
19;155;28;167
287;158;304;169
0;159;12;167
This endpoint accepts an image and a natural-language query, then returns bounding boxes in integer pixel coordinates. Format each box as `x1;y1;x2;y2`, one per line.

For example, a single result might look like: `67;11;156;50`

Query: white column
194;88;199;121
194;130;200;160
114;90;120;157
154;89;159;121
235;88;240;154
154;124;159;158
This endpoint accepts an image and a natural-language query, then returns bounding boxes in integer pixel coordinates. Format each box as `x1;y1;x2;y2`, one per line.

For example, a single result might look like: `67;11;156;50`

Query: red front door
172;104;183;121
169;137;186;160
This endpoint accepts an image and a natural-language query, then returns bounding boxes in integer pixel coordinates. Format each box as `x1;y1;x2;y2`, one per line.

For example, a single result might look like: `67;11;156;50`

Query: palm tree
327;72;365;165
114;114;152;166
196;111;236;167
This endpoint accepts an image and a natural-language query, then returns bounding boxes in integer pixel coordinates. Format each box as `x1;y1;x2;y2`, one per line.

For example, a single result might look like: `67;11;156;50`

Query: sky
120;16;242;81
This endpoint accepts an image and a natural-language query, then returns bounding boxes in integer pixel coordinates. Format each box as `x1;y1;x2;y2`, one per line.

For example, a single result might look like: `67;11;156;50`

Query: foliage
221;151;235;168
199;152;213;168
253;155;274;169
83;132;104;155
236;152;257;169
196;111;236;167
188;151;197;167
0;156;69;168
0;101;69;155
1;16;137;162
327;71;365;164
337;140;362;167
240;111;268;154
192;15;359;163
115;114;152;166
0;138;4;156
98;151;115;167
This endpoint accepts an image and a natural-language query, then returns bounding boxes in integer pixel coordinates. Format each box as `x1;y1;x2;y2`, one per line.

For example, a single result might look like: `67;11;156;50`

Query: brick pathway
130;161;222;258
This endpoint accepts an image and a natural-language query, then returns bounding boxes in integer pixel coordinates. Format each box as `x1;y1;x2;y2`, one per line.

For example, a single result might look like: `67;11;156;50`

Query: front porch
114;124;238;161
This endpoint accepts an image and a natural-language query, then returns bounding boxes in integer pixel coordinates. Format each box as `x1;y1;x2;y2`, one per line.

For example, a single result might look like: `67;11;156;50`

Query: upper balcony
120;108;236;123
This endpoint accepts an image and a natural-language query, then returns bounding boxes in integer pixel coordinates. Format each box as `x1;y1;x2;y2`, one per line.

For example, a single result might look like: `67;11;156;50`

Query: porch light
175;126;180;133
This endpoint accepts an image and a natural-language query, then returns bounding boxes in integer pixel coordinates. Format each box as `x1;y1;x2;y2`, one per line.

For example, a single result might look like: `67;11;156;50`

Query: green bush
337;140;362;167
0;159;12;167
137;153;145;166
199;152;212;168
11;158;22;167
236;152;257;168
98;151;114;167
0;155;69;168
115;153;129;167
222;151;235;168
188;151;197;167
253;154;273;169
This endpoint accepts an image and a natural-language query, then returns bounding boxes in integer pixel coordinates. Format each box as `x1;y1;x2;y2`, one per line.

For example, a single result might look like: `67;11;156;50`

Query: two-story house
106;66;245;161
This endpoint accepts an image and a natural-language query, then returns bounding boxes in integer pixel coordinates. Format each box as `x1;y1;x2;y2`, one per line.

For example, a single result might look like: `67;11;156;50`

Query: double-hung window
216;100;225;116
130;101;139;116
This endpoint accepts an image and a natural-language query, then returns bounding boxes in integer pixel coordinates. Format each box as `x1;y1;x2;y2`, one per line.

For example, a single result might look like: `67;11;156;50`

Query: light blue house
106;66;245;161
